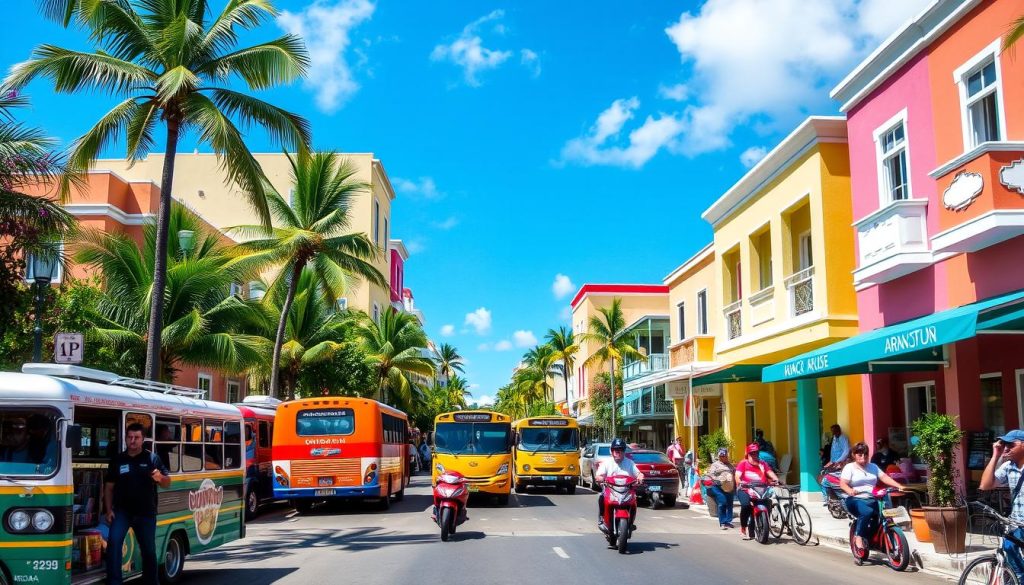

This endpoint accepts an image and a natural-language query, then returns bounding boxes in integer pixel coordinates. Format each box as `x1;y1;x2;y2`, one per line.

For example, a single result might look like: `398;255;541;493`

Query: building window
903;382;936;431
383;217;389;250
226;380;240;404
337;297;348;311
878;119;909;202
956;43;1005;150
288;189;295;207
372;302;380;323
798;232;813;271
696;289;708;335
229;282;242;297
374;199;380;245
981;374;1005;436
745;400;756;444
197;373;212;401
677;302;686;340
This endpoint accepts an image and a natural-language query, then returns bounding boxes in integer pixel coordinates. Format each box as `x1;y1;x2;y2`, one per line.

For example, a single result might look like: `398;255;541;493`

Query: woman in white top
839;441;905;550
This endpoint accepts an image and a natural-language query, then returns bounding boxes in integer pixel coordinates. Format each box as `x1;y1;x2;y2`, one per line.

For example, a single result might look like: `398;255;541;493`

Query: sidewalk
684;496;996;581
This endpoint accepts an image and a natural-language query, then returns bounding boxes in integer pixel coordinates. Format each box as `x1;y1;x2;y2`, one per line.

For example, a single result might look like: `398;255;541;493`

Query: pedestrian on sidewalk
704;448;736;529
980;429;1024;579
667;437;686;490
821;424;850;500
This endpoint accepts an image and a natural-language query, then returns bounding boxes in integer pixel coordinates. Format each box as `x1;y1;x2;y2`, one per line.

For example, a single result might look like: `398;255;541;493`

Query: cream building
97;153;397;319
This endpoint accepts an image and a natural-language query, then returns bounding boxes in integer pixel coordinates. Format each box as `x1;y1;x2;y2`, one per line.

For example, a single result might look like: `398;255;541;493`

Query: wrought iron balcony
784;266;815;316
724;300;742;340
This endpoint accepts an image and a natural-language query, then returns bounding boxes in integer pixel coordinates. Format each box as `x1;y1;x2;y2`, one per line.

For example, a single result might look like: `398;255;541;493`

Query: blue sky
1;0;933;402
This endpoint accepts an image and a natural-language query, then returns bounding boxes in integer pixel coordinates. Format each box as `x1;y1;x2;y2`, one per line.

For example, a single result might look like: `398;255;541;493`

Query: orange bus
271;397;408;513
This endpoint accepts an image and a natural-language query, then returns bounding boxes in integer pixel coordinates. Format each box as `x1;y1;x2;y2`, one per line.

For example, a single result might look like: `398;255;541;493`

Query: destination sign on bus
453;412;492;422
529;419;569;426
298;409;353;419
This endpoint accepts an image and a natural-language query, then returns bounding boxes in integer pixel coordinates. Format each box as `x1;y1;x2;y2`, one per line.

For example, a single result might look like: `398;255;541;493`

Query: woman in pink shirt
733;443;779;539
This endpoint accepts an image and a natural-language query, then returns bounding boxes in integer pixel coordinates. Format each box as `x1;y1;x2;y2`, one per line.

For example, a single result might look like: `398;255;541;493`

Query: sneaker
740;527;747;538
724;522;735;529
721;524;728;530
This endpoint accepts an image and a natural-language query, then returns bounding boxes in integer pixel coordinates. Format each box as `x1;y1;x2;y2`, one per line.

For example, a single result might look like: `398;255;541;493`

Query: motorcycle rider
595;438;645;533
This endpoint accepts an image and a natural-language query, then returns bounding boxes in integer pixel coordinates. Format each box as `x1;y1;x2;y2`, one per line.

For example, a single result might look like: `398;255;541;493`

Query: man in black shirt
104;423;171;585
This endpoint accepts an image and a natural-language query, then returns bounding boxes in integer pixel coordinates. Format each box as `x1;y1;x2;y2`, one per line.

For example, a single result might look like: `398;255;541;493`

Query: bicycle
768;484;813;545
959;501;1024;585
847;487;911;571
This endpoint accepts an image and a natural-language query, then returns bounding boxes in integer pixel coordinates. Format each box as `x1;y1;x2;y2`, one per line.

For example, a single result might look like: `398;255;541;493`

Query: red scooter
432;471;469;542
600;474;638;554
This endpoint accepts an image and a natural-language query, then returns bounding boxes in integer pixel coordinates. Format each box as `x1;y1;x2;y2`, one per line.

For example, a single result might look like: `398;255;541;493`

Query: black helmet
610;438;626;450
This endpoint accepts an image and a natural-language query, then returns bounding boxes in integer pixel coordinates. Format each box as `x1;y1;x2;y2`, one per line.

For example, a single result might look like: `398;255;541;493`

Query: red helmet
745;443;760;455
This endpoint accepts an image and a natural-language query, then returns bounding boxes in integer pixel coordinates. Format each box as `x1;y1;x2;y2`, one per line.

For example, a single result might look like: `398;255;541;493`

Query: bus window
182;418;203;472
204;419;224;470
258;420;271;448
296;409;353;436
155;416;181;473
71;407;120;460
224;421;241;469
0;408;60;476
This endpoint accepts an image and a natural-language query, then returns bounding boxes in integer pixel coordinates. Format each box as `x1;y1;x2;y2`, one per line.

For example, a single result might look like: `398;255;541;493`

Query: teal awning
762;288;1024;383
692;364;766;386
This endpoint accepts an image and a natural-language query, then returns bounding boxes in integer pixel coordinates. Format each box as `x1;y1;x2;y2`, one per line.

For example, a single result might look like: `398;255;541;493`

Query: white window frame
696;289;708;335
903;381;936;430
226;380;241;404
229;282;242;297
197;373;213;401
872;108;912;206
677;301;686;340
287;188;295;207
24;241;65;285
383;217;389;250
373;199;381;245
798;231;813;271
745;399;756;444
980;371;1005;434
1016;369;1024;434
337;297;348;311
954;40;1007;151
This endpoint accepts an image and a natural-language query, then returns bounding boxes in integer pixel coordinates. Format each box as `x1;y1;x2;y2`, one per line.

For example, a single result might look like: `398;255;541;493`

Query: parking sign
54;332;84;364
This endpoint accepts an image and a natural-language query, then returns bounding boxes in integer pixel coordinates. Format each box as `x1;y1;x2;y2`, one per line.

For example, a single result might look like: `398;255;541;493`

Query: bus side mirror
66;424;83;451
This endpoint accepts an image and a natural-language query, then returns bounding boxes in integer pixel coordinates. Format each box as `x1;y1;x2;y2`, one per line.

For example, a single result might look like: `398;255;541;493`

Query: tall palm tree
581;298;645;438
433;342;465;382
75;202;271;381
545;326;579;414
444;374;472;409
521;344;557;405
228;151;387;398
354;309;435;411
7;0;311;381
249;267;354;399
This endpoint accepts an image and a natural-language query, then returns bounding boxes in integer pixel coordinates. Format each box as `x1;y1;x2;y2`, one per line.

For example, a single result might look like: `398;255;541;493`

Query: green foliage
294;339;375;399
698;428;734;467
910;412;965;507
353;309;434;412
587;372;623;439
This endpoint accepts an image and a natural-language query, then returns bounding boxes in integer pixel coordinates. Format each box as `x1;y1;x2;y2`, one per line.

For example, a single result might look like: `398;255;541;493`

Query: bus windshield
434;423;509;455
0;407;60;476
296;409;354;437
518;428;579;452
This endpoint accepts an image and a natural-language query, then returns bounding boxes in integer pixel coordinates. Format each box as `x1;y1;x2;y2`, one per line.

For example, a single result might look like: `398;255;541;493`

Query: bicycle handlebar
969;501;1024;530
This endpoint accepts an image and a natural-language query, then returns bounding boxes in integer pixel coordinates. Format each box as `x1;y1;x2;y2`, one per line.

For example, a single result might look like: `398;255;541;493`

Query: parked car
579;443;633;489
627;449;680;508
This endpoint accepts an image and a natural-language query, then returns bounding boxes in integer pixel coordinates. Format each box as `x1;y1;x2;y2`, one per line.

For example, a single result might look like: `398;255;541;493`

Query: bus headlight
435;463;445;474
498;463;508;475
32;510;54;532
568;464;576;471
522;464;531;472
8;510;31;532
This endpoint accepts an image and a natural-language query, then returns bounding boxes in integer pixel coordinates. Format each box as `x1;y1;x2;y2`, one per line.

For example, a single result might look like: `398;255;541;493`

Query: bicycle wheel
768;504;784;539
790;504;813;545
959;555;1020;585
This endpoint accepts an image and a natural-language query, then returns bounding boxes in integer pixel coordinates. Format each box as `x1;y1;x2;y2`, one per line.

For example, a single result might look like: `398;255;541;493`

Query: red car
627;450;680;509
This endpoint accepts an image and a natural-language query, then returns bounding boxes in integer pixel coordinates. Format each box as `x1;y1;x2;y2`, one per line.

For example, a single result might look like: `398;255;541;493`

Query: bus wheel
245;482;260;521
394;480;405;502
293;500;313;515
496;494;510;506
514;481;526;494
159;533;186;585
566;483;577;495
378;480;392;510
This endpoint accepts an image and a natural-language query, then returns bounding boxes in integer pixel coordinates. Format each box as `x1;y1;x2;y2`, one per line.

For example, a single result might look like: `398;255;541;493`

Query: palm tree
521;344;557;406
444;374;472;409
545;326;579;414
249;267;355;399
7;0;311;381
354;309;435;411
1005;13;1024;51
75;202;271;382
433;342;465;382
228;151;387;398
581;298;645;438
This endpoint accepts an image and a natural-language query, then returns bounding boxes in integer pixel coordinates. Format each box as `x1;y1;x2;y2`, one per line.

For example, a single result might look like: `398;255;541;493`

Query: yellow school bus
431;411;511;505
512;416;580;494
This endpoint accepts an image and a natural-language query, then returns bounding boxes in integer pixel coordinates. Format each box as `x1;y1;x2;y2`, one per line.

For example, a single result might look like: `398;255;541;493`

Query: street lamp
29;246;58;362
177;229;195;257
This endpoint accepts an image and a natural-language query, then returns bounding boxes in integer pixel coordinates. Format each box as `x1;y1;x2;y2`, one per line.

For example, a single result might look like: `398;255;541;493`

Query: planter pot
909;509;931;543
923;506;966;554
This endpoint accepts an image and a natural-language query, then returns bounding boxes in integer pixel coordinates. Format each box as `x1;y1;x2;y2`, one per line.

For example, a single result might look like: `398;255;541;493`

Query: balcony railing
724;300;742;339
622;353;668;381
853;198;929;287
785;266;815;316
622;386;674;417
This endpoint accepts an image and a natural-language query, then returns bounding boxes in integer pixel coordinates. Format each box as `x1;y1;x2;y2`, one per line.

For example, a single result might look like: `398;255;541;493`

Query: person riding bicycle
980;429;1024;578
595;438;644;533
734;443;779;540
839;441;905;552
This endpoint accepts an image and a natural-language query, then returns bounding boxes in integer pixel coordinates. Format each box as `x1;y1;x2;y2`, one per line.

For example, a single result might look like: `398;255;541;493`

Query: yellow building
695;117;862;494
97;153;397;318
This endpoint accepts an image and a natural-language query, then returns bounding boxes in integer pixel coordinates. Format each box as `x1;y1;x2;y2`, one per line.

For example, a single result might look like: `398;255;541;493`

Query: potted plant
697;428;734;517
910;412;966;554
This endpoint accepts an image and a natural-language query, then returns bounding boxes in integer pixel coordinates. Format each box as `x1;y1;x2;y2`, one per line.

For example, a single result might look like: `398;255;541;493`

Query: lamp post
177;230;195;258
30;247;58;363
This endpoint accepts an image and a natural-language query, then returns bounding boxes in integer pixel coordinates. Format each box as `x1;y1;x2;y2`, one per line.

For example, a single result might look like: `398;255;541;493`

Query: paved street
183;474;946;585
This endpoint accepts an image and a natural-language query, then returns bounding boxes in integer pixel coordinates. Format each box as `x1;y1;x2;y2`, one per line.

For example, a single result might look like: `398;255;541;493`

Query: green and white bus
0;364;246;585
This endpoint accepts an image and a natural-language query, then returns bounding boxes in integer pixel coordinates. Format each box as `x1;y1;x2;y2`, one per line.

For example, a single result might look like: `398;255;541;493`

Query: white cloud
512;330;537;348
740;146;768;168
494;340;513;351
560;97;686;169
658;83;689;101
464;307;492;335
277;0;375;113
477;343;492;351
392;176;442;199
405;239;425;254
430;10;536;86
434;216;459;230
552;273;575;299
663;0;932;155
475;394;495;406
440;324;455;337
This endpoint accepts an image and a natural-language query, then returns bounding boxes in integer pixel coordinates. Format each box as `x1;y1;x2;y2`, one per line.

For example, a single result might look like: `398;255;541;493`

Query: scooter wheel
440;507;453;542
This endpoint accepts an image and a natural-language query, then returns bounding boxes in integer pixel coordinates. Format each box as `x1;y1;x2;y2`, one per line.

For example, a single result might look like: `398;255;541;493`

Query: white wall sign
54;332;84;364
942;171;984;211
692;383;723;397
665;380;690;400
1000;159;1024;194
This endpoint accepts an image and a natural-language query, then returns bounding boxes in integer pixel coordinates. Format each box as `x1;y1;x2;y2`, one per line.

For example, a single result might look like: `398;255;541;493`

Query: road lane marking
553;546;570;559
